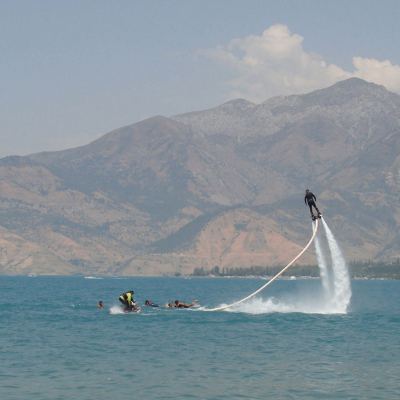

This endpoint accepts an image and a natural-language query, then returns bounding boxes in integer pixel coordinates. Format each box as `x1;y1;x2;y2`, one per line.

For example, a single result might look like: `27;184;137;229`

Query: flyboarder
304;189;321;219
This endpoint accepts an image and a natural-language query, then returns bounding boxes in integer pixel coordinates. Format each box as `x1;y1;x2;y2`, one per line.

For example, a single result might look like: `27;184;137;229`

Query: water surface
0;276;399;399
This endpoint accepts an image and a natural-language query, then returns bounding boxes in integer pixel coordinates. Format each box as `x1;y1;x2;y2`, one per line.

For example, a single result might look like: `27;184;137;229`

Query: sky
1;0;400;158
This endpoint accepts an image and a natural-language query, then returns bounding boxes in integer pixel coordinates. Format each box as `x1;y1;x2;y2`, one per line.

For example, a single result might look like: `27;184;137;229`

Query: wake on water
109;306;126;315
109;306;143;315
209;218;352;315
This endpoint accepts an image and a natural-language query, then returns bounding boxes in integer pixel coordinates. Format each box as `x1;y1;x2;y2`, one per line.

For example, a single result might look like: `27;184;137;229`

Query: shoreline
0;274;398;280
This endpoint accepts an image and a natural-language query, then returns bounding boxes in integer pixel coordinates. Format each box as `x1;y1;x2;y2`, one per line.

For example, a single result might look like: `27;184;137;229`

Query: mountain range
1;77;399;275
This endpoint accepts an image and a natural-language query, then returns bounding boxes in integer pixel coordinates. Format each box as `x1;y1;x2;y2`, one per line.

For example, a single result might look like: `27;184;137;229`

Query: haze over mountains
1;78;400;275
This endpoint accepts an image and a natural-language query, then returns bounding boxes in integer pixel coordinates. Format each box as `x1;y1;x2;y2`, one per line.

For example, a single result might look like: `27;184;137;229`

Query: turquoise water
1;276;399;399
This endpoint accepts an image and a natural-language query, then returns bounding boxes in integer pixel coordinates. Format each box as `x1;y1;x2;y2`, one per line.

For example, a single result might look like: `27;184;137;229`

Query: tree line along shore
191;260;400;280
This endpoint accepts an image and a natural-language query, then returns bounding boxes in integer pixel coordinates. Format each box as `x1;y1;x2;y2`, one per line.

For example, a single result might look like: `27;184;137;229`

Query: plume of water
314;227;331;296
209;218;352;315
321;218;352;313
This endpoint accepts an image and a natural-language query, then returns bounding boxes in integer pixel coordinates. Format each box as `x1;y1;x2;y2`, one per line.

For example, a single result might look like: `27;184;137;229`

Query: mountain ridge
1;78;400;275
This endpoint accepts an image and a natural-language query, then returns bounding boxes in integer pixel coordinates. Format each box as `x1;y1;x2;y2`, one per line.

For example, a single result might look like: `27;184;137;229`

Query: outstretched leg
184;300;199;308
309;201;319;215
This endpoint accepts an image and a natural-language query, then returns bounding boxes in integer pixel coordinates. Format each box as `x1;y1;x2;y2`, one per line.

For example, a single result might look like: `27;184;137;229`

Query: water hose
207;219;319;311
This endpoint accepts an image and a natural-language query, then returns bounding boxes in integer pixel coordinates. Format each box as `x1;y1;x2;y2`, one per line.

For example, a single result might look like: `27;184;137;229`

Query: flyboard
311;212;322;221
207;218;319;312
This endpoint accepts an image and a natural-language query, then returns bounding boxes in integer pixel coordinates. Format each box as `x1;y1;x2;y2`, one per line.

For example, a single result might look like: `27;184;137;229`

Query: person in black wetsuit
304;189;320;217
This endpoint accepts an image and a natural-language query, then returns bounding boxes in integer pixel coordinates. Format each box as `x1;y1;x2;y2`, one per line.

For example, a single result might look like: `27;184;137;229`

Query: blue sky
1;0;400;157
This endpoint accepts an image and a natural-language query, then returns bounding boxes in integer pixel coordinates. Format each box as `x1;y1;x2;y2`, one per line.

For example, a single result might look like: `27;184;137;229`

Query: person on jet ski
119;290;134;311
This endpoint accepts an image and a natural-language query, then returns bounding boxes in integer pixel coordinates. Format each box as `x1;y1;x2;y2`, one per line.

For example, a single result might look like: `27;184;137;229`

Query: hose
207;219;319;312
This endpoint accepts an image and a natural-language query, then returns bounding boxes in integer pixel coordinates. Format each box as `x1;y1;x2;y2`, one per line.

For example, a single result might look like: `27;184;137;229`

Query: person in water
129;298;141;312
304;189;320;217
162;301;175;308
97;301;104;308
119;290;134;311
145;300;159;307
174;300;199;308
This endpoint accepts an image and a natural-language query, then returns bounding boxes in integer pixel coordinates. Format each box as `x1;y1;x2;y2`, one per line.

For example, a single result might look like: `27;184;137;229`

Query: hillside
1;78;400;275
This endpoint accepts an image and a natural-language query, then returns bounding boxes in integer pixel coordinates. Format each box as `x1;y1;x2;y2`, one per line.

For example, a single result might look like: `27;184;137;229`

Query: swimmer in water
145;300;159;307
97;301;104;308
174;300;199;308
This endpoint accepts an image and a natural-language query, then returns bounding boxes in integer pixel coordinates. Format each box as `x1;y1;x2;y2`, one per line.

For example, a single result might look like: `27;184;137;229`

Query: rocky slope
1;78;399;275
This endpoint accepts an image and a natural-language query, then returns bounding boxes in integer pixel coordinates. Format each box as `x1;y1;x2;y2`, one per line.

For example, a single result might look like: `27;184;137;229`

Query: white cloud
352;57;400;92
198;24;400;103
